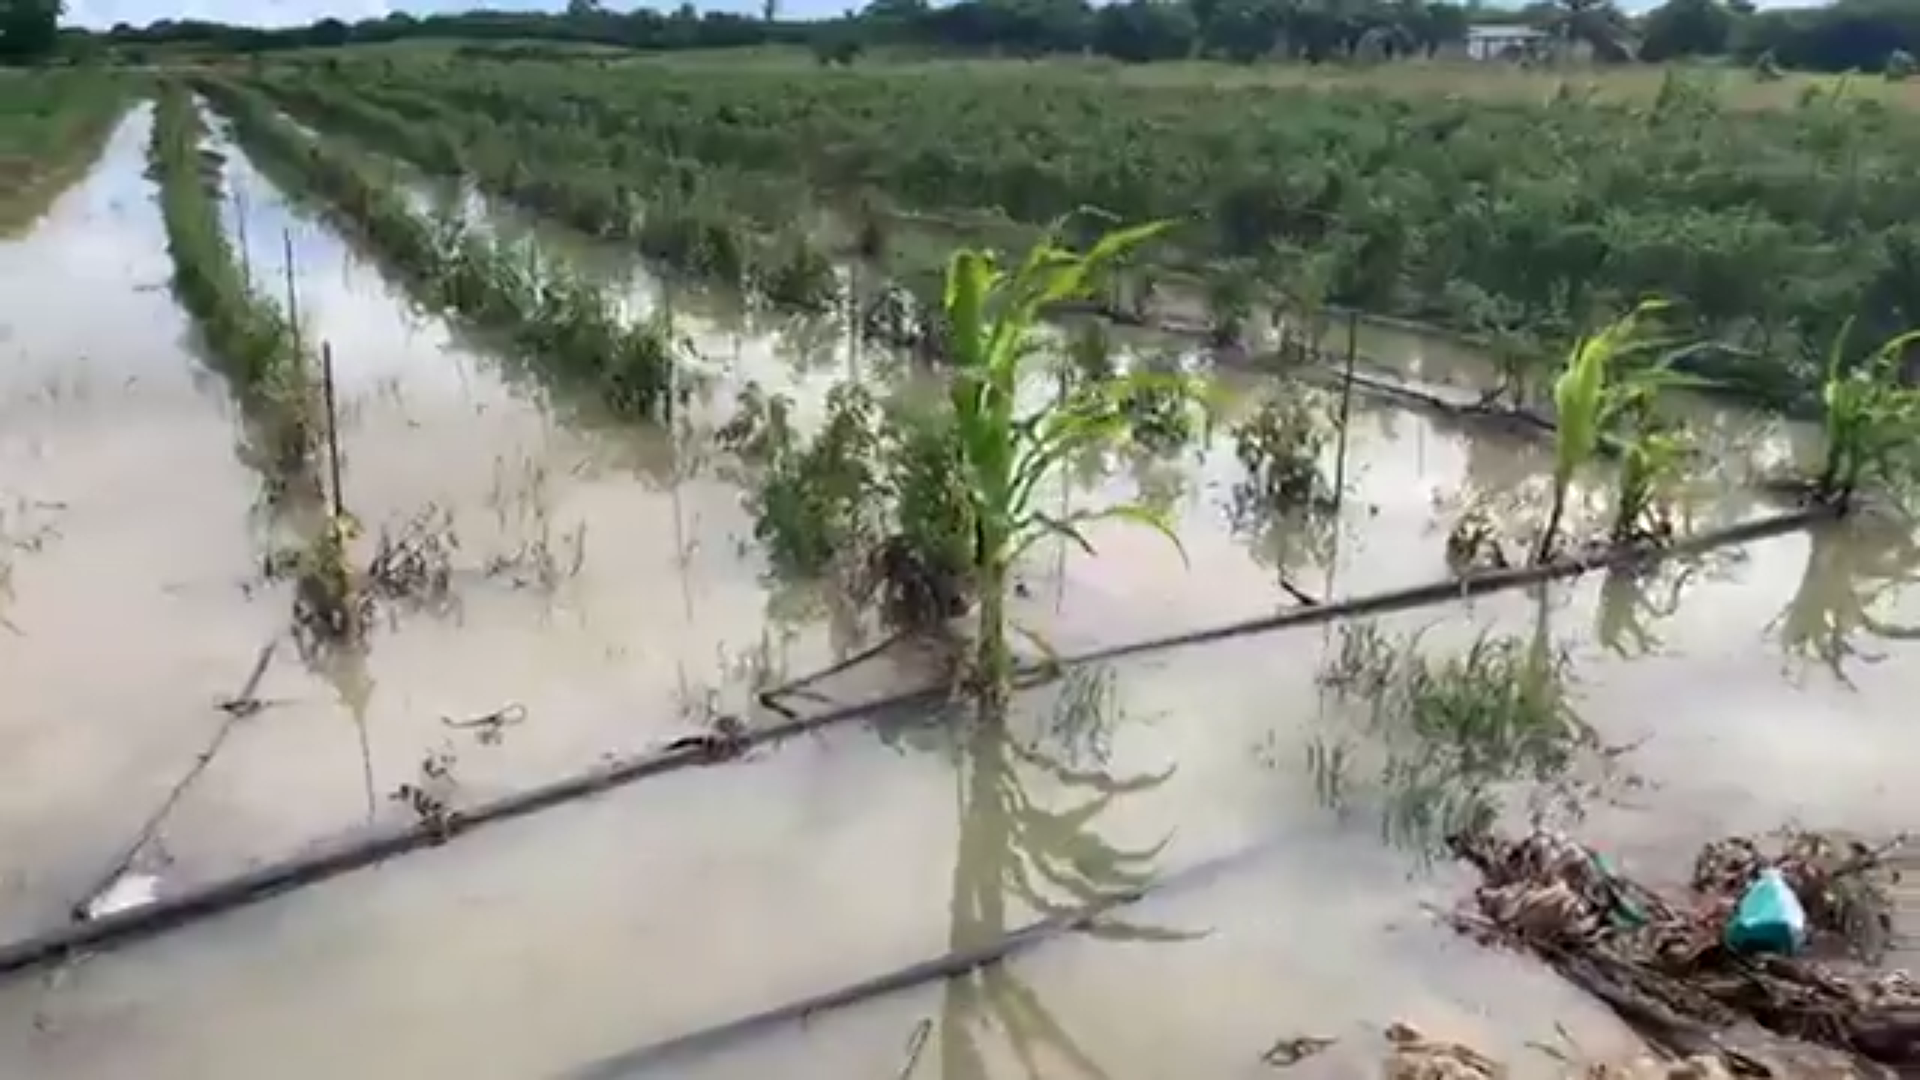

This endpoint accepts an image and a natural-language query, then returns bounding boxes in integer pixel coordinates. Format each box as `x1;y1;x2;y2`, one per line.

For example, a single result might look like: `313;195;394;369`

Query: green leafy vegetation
237;53;1920;412
1535;301;1687;562
1814;320;1920;510
149;81;316;491
0;68;124;231
199;77;685;422
718;381;975;631
0;0;62;63
82;0;1920;79
942;219;1211;697
246;71;842;312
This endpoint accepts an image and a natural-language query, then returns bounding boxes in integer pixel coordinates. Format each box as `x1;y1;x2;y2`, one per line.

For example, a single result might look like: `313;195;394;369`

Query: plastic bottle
1723;867;1808;955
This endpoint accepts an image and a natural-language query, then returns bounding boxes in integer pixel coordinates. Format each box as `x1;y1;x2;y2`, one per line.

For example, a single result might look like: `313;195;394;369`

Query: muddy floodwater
0;105;280;939
3;515;1917;1079
3;107;1917;1080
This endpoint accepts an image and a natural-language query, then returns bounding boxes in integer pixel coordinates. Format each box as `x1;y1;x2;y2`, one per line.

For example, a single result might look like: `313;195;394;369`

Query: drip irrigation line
562;838;1274;1080
69;639;280;920
0;505;1835;981
0;682;949;981
755;631;907;714
1058;504;1836;672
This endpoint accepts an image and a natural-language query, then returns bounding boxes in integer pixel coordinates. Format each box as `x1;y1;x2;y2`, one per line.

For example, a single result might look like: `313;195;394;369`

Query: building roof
1466;25;1549;39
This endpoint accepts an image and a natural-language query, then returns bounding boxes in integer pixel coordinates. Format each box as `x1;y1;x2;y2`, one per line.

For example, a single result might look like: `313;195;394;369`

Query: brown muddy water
110;118;865;886
1;514;1914;1079
0;105;284;939
1;113;1905;1080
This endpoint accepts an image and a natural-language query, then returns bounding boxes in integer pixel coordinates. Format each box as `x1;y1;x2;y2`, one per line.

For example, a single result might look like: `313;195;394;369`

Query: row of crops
0;69;128;232
250;54;1920;410
139;64;1911;703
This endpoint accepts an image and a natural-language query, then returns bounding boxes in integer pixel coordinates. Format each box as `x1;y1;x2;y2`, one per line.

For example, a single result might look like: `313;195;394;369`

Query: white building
1464;24;1550;60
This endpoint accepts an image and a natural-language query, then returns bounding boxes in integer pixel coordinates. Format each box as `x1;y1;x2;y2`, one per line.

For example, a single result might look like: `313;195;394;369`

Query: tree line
5;0;1920;77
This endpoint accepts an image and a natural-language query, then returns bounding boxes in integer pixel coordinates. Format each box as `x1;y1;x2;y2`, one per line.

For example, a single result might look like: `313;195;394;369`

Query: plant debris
1261;1032;1337;1068
1446;826;1915;1076
439;702;527;746
1374;1022;1742;1079
389;743;460;836
365;504;458;608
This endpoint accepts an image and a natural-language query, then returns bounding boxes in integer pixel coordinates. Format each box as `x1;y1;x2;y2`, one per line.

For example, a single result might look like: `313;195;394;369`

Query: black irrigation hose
0;685;948;980
0;504;1837;981
68;641;281;920
1060;503;1836;671
563;837;1274;1080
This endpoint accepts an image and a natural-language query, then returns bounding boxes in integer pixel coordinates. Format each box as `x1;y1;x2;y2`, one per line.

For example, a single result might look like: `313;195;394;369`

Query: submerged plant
724;381;883;579
1312;619;1616;856
1119;350;1204;455
1231;390;1337;515
869;399;975;627
722;382;973;631
753;229;840;313
942;216;1211;698
1203;262;1255;349
292;511;369;648
1813;320;1920;510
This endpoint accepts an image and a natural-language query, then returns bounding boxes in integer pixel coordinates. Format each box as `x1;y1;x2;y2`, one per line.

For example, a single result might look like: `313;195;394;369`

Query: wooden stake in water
1321;310;1360;602
321;342;345;519
282;230;301;347
1331;310;1358;514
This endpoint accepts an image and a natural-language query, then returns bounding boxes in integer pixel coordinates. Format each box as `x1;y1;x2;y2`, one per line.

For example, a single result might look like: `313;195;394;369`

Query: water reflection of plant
1307;595;1626;859
1592;562;1696;658
1771;517;1920;685
882;671;1191;1080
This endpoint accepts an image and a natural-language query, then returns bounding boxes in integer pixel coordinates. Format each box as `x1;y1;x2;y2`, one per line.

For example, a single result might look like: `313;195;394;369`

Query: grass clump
0;69;127;233
1311;621;1613;855
149;82;317;493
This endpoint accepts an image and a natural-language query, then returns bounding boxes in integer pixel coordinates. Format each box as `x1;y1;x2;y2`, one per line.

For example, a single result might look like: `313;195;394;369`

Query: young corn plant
1533;300;1675;565
1606;374;1695;544
943;218;1211;701
1814;320;1920;511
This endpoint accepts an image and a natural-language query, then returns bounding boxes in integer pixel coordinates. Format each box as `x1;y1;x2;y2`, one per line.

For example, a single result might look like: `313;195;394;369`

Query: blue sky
68;0;1816;32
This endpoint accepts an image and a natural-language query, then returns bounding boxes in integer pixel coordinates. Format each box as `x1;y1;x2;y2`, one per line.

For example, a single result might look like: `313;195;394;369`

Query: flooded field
2;511;1915;1078
0;106;282;939
2;95;1915;1080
